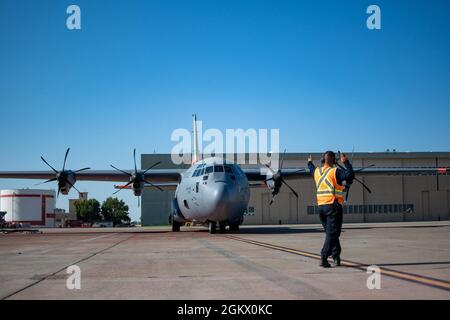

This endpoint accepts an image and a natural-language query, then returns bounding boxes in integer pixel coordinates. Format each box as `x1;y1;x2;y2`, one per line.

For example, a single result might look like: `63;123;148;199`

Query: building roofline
142;151;450;160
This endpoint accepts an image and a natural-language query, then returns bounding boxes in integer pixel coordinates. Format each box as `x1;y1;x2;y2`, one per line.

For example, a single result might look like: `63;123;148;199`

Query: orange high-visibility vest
314;165;344;205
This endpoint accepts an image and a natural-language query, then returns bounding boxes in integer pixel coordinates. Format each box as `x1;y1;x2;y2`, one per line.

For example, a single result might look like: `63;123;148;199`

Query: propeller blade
57;188;60;198
138;196;140;208
34;177;58;186
113;181;133;195
280;149;287;170
336;162;372;194
110;165;132;177
267;168;304;179
355;164;375;173
144;180;163;192
142;161;161;175
281;179;299;198
73;167;91;173
345;186;350;202
354;177;372;193
65;179;81;194
264;164;277;175
40;156;58;173
62;148;70;172
133;148;137;173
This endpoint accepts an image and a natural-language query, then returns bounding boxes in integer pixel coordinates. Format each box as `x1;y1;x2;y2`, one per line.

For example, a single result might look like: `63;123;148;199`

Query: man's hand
340;153;349;163
308;155;313;162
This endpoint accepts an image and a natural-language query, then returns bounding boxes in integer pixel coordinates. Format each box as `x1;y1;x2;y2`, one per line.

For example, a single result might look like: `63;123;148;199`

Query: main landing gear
229;222;240;232
208;221;240;234
208;221;216;234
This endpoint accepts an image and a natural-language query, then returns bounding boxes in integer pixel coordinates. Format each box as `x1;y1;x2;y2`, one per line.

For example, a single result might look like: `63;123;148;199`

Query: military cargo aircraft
0;115;448;233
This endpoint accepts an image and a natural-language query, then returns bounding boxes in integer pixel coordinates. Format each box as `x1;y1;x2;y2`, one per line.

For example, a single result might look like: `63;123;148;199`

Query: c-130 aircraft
0;115;448;234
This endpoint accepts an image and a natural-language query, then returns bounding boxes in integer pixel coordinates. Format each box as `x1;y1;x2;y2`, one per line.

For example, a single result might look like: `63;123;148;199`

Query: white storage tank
0;189;56;227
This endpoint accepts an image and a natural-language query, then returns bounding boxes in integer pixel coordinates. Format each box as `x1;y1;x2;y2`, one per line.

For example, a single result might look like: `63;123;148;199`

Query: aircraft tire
208;221;216;234
229;223;240;232
219;222;226;233
172;219;181;232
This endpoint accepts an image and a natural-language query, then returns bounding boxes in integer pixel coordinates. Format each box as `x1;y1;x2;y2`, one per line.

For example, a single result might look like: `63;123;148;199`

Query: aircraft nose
205;180;241;222
211;182;230;209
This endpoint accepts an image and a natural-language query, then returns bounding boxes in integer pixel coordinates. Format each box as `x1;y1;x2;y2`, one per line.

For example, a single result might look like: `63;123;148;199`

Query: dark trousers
319;202;343;259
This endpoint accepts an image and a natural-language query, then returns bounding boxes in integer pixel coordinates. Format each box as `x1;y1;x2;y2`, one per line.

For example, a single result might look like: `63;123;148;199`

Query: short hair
323;151;336;159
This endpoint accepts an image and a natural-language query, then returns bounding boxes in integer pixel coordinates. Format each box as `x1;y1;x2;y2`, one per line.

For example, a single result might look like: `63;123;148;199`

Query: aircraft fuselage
173;157;250;226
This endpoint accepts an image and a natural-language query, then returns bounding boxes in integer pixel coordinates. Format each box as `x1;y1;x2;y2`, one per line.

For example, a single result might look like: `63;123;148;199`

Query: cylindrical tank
0;189;56;227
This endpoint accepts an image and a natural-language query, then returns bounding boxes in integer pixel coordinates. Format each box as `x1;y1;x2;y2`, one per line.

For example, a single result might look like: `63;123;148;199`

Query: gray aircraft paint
173;157;250;225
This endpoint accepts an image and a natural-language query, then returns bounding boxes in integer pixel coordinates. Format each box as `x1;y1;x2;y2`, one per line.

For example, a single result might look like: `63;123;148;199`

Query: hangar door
262;193;298;224
421;191;430;221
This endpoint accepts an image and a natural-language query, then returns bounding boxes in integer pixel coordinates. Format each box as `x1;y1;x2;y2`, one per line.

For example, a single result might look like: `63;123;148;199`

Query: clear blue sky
1;0;449;220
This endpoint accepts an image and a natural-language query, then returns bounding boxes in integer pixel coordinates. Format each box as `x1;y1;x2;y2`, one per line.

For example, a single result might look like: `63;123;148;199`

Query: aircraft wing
350;167;449;176
0;169;184;183
243;168;310;182
114;182;179;190
0;171;60;180
1;166;447;184
243;166;449;182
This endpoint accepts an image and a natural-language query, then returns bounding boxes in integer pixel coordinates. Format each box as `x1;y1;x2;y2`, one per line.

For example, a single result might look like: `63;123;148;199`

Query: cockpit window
214;165;224;172
224;165;232;174
205;166;213;174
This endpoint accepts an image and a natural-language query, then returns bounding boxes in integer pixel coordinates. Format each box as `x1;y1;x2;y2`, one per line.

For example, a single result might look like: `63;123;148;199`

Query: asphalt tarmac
1;221;449;299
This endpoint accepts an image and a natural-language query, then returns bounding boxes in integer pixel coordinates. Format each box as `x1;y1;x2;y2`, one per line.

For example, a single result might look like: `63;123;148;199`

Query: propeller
110;149;162;206
39;148;90;197
336;150;372;202
264;149;301;205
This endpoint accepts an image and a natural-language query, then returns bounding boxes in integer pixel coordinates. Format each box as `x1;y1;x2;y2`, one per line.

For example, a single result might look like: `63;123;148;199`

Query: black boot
332;256;341;267
320;256;331;268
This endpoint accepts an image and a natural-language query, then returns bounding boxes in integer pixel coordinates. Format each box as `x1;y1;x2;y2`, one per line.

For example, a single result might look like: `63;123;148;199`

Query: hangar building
141;152;450;226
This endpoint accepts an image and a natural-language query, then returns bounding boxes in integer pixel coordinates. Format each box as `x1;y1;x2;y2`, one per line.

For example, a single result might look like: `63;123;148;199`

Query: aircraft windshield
191;163;207;177
205;166;213;174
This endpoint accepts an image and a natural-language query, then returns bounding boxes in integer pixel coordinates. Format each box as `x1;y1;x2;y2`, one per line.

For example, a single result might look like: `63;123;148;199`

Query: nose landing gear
219;222;227;233
208;221;239;234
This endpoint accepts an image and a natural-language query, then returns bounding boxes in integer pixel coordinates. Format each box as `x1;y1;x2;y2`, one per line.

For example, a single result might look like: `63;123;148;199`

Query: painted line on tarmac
79;233;116;242
1;233;135;300
225;235;450;292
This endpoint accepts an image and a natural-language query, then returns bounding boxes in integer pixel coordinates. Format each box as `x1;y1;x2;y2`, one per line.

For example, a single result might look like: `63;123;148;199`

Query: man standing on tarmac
308;151;354;268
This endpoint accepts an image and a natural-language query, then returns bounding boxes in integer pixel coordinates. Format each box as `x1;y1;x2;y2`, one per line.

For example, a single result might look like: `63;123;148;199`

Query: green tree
101;197;130;226
74;199;102;223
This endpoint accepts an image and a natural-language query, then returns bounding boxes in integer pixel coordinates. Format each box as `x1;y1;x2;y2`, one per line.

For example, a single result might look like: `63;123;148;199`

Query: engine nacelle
265;178;275;190
265;176;282;196
58;172;77;195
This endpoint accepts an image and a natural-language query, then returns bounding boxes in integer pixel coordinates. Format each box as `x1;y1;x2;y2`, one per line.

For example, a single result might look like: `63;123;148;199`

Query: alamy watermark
171;119;281;173
366;265;381;289
66;265;81;290
367;5;381;30
64;5;380;31
66;5;81;30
